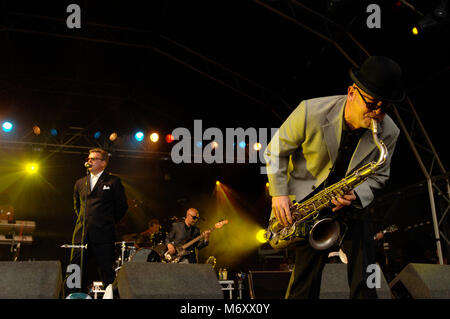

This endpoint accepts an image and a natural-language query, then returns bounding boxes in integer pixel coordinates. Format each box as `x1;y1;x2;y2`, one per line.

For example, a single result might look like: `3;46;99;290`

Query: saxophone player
264;56;405;299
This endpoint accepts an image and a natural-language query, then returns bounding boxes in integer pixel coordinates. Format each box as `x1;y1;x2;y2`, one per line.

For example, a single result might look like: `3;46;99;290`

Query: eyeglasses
189;215;199;220
354;86;391;112
86;157;103;162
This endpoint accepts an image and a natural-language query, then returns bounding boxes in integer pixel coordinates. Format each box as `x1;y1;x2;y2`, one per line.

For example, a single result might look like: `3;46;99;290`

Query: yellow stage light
266;182;269;188
26;163;39;174
256;229;268;244
253;142;262;151
150;132;159;142
412;27;419;35
216;181;220;186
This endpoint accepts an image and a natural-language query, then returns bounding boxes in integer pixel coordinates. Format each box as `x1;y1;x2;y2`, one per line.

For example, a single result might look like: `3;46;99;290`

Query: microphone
84;162;92;168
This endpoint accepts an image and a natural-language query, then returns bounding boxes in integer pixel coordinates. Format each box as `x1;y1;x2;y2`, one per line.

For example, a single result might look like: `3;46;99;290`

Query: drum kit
114;230;167;272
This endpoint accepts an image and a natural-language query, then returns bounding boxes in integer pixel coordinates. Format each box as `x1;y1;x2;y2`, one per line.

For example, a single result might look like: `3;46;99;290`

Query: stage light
253;142;262;151
50;129;58;136
33;126;41;135
216;181;221;186
26;163;39;174
94;131;101;139
238;141;246;149
412;26;419;35
413;1;448;34
150;132;159;143
256;229;268;244
2;121;13;132
165;134;175;143
109;132;118;141
266;182;269;188
196;141;202;148
134;131;144;142
211;141;219;149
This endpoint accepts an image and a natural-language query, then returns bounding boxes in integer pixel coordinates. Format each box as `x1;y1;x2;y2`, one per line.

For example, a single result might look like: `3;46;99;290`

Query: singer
67;148;128;295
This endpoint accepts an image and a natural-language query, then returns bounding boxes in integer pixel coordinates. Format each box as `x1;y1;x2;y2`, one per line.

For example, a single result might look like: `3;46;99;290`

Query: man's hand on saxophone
272;195;292;227
331;190;357;212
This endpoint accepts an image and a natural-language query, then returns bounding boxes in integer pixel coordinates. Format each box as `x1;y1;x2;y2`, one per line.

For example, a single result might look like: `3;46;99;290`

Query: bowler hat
349;56;406;102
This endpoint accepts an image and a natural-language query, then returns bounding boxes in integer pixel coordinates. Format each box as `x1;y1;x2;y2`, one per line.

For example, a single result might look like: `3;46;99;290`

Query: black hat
349;56;406;103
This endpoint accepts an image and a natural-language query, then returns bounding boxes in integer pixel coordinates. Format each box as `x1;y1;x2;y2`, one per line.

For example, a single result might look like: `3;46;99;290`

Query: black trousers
285;208;378;299
66;240;116;294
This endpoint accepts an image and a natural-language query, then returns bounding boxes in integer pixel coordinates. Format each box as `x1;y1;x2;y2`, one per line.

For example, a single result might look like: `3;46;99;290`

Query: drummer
134;219;162;249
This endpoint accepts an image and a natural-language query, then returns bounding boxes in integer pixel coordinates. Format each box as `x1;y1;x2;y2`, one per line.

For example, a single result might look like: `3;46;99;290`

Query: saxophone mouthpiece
370;118;378;134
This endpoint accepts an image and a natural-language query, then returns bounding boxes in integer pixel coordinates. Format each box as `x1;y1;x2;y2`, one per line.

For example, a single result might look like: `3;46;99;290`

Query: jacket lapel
322;99;346;165
85;175;92;196
91;171;107;194
347;119;384;174
321;98;387;175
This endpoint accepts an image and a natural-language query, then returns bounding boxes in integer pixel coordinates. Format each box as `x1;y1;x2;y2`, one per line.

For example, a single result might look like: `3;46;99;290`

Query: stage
0;0;449;301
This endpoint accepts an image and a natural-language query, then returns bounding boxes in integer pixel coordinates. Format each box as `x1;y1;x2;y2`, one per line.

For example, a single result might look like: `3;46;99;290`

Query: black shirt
324;121;365;188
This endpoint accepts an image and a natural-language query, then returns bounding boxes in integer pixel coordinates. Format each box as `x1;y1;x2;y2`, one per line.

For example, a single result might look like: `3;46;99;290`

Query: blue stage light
50;129;58;136
134;131;144;142
94;131;101;139
238;141;246;149
195;141;202;148
2;121;13;132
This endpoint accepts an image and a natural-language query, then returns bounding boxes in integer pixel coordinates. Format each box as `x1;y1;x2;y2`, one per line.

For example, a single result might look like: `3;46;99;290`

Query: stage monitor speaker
0;261;62;299
389;263;450;299
117;262;224;299
248;270;292;299
320;263;391;299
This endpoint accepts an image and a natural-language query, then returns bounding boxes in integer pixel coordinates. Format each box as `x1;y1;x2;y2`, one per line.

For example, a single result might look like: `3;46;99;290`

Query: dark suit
165;221;208;263
69;171;128;291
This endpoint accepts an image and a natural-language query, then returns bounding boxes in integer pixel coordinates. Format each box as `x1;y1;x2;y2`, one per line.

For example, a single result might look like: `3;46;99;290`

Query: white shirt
90;170;104;191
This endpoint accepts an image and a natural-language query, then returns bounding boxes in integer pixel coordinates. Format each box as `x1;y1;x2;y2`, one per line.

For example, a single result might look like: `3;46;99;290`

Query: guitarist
165;208;211;263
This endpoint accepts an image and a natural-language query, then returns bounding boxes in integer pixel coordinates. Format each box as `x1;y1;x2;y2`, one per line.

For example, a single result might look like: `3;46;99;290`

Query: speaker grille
0;261;62;299
117;263;224;299
390;263;450;299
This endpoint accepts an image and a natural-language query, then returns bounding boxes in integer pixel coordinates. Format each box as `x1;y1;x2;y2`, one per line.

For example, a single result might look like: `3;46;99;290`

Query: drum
129;247;163;263
152;231;167;245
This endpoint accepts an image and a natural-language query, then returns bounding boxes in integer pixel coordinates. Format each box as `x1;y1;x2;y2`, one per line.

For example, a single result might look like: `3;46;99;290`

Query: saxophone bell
308;218;340;250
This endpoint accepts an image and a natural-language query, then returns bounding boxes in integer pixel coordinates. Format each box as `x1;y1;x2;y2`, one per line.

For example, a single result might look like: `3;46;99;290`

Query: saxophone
265;119;388;250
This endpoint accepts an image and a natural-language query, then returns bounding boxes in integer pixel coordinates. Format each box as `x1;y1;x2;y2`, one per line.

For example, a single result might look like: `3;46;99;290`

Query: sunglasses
354;86;392;112
189;215;199;220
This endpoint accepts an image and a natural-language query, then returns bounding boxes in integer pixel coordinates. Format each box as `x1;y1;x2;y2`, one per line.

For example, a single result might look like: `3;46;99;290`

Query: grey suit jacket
264;95;400;209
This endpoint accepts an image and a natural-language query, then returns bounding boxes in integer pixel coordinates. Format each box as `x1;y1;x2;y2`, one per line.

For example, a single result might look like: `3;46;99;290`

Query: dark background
0;0;448;279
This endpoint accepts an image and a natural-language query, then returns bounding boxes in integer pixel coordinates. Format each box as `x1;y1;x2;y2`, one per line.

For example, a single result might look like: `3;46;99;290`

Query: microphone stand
79;166;90;292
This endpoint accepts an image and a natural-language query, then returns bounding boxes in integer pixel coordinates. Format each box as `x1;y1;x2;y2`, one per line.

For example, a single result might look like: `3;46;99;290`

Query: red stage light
165;134;175;143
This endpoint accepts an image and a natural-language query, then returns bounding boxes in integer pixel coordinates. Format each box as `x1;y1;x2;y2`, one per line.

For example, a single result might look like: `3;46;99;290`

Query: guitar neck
181;226;215;250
